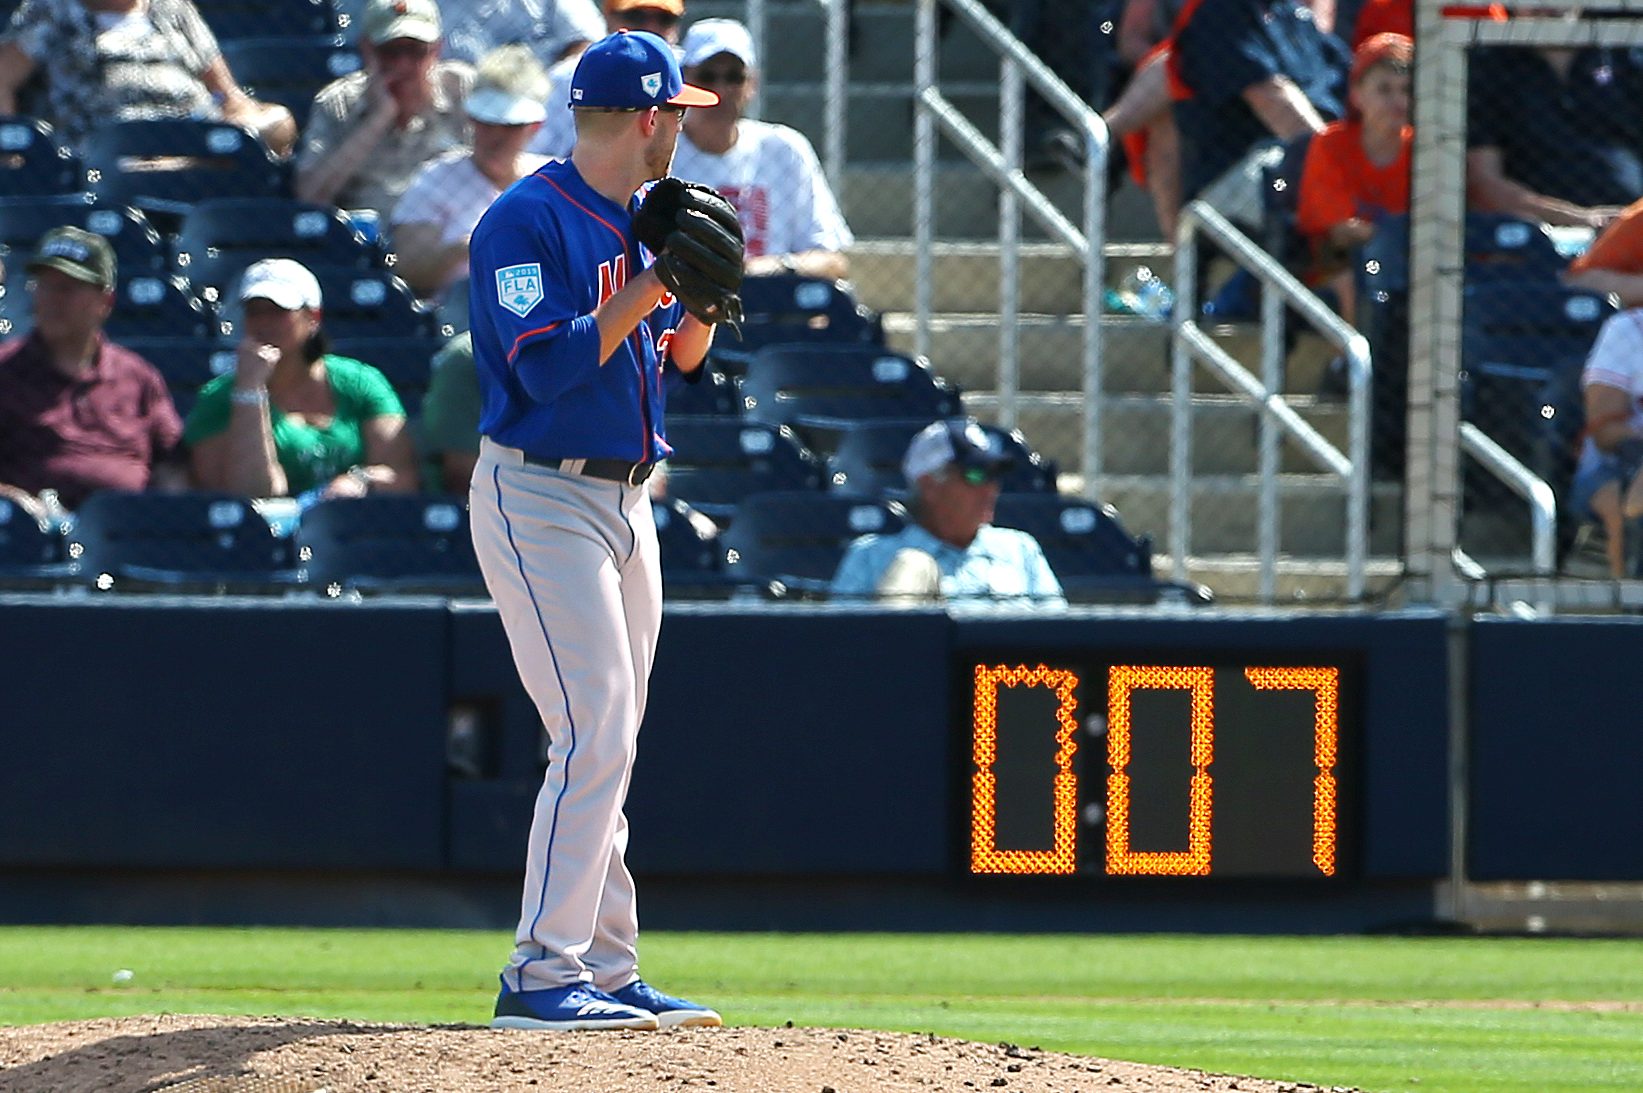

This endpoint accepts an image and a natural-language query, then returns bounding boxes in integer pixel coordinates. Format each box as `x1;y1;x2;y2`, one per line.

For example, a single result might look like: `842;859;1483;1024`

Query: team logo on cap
641;72;662;97
496;263;544;318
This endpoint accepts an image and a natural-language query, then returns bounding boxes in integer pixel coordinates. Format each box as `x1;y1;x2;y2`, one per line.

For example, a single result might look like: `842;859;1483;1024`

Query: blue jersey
468;158;686;462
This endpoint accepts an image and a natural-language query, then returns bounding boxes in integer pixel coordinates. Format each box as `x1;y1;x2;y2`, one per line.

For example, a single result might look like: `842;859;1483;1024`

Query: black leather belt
524;454;655;487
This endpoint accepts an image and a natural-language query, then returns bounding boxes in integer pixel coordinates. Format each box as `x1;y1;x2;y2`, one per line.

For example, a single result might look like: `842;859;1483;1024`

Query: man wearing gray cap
830;419;1064;604
0;226;182;518
391;45;553;299
298;0;476;219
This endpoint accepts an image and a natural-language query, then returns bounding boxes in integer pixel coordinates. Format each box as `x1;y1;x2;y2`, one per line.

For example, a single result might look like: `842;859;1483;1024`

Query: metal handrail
746;0;847;187
1172;201;1371;601
1458;423;1557;580
913;0;1109;487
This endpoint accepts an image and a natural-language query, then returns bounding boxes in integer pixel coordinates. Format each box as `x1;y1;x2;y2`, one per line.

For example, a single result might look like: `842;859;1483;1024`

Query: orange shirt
1568;196;1643;276
1295;119;1413;241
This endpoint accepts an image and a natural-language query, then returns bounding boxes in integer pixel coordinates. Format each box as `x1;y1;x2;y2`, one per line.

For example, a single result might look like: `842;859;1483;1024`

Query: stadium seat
662;419;825;520
711;273;884;370
826;419;1058;496
297;496;484;595
219;37;360;130
990;494;1212;606
0;499;75;587
1464;214;1567;285
328;335;443;415
719;490;907;597
69;491;298;591
737;344;962;436
0;197;168;281
105;274;216;341
665;364;740;418
0;115;81;196
219;266;436;340
202;0;339;40
118;337;235;418
81;119;287;218
652;497;735;598
173;198;384;300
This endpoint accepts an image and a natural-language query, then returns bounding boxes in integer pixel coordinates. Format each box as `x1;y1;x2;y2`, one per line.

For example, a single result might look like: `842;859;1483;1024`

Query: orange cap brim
670;83;720;108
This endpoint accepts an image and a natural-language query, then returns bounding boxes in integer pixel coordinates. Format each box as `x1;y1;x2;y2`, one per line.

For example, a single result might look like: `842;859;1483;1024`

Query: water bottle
1121;265;1174;323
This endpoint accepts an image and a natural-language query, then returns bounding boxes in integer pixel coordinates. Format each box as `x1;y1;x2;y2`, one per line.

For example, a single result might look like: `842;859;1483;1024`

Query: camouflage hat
27;225;116;290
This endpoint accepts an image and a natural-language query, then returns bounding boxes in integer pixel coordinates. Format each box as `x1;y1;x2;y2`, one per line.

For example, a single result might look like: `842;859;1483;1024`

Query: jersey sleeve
1569;196;1643;276
1295;125;1357;238
1175;0;1279;104
1582;311;1643;393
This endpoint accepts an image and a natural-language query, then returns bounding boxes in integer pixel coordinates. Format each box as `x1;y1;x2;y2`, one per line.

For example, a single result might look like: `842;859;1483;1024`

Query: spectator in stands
297;0;475;222
0;226;183;517
1007;0;1117;174
1171;0;1348;210
419;330;481;494
1466;41;1643;230
186;259;418;502
1571;309;1643;578
1564;196;1643;307
671;19;854;281
1295;32;1411;326
390;45;550;300
530;0;685;160
438;0;603;68
1102;12;1184;237
0;0;297;155
830;419;1065;604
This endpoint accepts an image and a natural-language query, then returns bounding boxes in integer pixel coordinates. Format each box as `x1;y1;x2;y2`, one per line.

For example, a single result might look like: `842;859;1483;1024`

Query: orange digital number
1105;666;1214;876
1245;667;1340;876
971;664;1081;875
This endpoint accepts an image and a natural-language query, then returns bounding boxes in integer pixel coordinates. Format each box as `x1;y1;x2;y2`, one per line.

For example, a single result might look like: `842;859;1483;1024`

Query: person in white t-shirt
1572;309;1643;577
530;0;686;160
390;45;551;300
669;18;852;281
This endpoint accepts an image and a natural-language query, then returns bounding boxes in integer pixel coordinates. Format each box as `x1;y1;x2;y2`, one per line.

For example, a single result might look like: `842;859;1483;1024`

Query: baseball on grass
112;969;134;985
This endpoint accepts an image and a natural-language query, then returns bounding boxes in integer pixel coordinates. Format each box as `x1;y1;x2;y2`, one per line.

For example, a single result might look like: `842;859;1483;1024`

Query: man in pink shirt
0;226;182;520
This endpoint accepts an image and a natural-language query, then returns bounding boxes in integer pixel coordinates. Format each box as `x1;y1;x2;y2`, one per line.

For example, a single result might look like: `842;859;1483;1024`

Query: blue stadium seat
297;496;484;595
328;335;442;415
219;36;360;130
69;491;298;590
0;197;167;281
662;419;825;520
720;490;907;597
173;198;384;300
0;115;81;196
1464;214;1567;285
203;0;339;40
826;419;1058;496
117;337;234;418
737;344;962;435
105;274;216;341
990;494;1212;606
82;119;287;217
0;498;75;587
665;364;739;418
653;497;735;598
712;273;884;371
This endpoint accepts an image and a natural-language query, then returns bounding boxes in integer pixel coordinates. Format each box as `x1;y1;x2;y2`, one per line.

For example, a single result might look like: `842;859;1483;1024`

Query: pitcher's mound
0;1014;1355;1092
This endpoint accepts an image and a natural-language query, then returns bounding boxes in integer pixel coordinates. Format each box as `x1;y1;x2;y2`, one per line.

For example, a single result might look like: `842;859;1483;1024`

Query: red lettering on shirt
715;184;768;258
597;253;628;306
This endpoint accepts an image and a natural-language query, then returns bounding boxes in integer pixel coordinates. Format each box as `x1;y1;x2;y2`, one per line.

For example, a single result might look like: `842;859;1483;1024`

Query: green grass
2;929;1641;1092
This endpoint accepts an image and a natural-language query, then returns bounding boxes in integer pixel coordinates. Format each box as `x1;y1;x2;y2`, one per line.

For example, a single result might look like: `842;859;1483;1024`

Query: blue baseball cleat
491;981;659;1031
609;978;723;1028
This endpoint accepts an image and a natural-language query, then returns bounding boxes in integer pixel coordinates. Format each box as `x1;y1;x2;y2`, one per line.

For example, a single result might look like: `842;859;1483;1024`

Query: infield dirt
0;1014;1357;1092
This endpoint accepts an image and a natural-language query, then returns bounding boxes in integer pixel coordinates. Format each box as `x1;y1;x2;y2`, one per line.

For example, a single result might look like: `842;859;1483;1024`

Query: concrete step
884;314;1340;396
1093;474;1404;557
1173;554;1408;605
839;165;1161;241
848;239;1173;314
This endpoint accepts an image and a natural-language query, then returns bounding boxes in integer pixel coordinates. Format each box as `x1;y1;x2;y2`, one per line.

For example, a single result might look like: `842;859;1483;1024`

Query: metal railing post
1259;253;1284;602
1171;215;1199;581
913;0;936;362
999;58;1023;429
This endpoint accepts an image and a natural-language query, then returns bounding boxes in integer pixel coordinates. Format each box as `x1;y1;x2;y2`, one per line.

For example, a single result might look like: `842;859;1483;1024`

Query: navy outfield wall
0;598;1633;898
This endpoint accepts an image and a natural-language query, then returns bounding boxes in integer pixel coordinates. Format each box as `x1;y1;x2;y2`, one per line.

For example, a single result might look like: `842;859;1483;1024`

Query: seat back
118;336;234;417
82;120;287;211
0;498;62;567
662;419;824;517
0;197;166;280
174;198;382;299
105;274;215;340
826;419;1058;496
203;0;339;40
990;494;1150;578
737;344;962;432
720;490;906;586
0;115;81;196
298;496;482;591
70;492;290;584
1464;214;1567;285
219;36;360;129
715;274;883;367
664;365;740;417
652;497;725;593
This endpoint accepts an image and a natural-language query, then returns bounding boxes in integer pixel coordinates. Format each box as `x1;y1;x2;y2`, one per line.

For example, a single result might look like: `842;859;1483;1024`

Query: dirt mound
0;1014;1355;1093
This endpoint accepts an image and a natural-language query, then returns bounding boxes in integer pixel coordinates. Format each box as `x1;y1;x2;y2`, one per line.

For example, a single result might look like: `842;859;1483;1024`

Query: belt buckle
627;462;653;488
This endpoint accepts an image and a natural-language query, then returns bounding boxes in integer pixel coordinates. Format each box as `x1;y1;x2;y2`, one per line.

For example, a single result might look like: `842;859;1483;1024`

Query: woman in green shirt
186;259;418;500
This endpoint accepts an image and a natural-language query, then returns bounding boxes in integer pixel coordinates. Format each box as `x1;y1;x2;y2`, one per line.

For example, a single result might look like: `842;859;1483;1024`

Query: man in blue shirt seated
830;420;1066;605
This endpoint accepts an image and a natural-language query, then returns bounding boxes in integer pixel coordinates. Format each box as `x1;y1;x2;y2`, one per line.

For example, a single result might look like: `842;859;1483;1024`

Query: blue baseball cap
569;30;718;110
